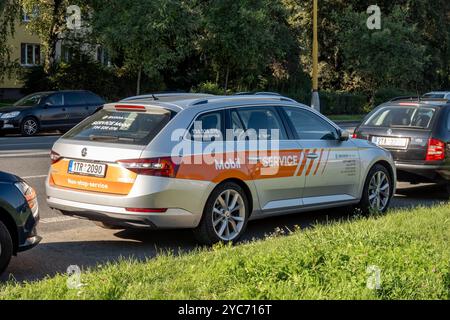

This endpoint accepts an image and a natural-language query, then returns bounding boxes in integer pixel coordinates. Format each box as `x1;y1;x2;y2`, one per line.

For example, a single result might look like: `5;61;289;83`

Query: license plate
68;160;107;177
371;136;409;149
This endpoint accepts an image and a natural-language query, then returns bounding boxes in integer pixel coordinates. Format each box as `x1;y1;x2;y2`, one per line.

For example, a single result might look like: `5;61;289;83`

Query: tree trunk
224;65;230;95
44;0;63;74
136;66;142;95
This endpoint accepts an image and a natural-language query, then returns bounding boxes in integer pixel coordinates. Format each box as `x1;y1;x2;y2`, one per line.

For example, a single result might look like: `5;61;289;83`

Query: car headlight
14;181;38;216
1;111;20;119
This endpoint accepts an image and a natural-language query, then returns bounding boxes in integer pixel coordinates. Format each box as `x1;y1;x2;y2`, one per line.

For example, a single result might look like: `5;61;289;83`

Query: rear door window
237;107;287;140
45;93;63;106
84;92;105;105
64;92;86;106
365;106;436;129
63;108;174;145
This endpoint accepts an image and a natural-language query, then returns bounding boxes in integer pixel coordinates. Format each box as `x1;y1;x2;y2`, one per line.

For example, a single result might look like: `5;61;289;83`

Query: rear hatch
356;104;438;162
49;105;175;195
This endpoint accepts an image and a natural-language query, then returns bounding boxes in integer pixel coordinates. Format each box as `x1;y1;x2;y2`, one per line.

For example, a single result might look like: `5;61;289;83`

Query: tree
19;0;90;73
199;0;293;92
90;0;198;95
0;0;20;81
337;6;426;97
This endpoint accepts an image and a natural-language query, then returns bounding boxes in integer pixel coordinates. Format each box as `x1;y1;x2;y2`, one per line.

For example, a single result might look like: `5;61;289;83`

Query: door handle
307;153;319;159
247;156;261;162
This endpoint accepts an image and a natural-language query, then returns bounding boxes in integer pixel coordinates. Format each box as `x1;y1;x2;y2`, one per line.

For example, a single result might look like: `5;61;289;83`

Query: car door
281;106;361;206
38;93;67;128
233;106;305;213
63;92;88;126
83;91;105;115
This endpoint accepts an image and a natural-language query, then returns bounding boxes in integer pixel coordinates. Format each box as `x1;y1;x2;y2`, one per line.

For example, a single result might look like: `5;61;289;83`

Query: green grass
327;114;364;122
1;204;449;300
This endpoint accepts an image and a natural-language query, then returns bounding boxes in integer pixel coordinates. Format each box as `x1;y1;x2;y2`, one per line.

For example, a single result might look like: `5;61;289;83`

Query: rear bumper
47;196;201;229
395;161;450;182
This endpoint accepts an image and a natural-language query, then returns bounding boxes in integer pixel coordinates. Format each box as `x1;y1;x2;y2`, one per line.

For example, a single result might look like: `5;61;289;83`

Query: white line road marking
22;175;48;179
0;143;52;147
40;216;77;224
0;152;50;158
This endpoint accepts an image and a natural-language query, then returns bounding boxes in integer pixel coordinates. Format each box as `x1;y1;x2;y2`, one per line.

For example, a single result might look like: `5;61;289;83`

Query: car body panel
0;171;41;254
354;100;450;183
46;95;396;229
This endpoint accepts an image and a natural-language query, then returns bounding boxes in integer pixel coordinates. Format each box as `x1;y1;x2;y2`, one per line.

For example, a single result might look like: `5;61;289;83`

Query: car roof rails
389;96;420;102
233;91;282;96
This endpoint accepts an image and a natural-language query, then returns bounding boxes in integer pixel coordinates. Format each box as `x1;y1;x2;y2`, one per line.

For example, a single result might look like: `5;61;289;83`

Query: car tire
0;221;13;275
357;164;393;215
20;117;40;136
193;182;249;245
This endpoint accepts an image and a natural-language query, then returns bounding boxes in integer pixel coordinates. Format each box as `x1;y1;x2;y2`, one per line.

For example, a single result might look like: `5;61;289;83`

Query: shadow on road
1;183;448;284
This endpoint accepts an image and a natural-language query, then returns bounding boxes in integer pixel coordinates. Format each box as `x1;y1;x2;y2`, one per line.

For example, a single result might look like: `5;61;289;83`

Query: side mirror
339;129;350;141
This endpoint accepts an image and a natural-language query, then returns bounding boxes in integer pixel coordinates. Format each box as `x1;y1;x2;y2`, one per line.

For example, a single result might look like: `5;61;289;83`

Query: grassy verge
328;114;364;122
1;204;449;300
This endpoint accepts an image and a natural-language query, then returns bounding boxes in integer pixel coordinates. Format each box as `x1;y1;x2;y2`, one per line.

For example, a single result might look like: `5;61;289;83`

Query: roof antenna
152;94;159;101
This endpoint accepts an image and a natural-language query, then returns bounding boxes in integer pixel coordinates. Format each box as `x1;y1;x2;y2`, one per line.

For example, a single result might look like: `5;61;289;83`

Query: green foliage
0;0;20;80
1;204;449;299
192;81;225;95
319;91;367;115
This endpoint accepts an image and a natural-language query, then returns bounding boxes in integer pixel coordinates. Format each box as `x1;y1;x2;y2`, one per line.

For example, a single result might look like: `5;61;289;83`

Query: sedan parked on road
46;93;396;245
0;90;105;136
353;98;450;194
0;171;41;274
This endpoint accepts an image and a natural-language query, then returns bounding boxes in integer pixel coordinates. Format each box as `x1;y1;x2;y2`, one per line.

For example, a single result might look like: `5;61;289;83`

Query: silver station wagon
46;94;396;244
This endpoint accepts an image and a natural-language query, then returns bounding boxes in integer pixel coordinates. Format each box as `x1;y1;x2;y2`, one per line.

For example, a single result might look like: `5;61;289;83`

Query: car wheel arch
208;178;254;217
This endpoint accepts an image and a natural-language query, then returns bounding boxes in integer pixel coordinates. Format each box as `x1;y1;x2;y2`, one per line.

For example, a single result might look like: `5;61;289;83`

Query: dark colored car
0;90;105;136
0;171;41;274
353;99;450;193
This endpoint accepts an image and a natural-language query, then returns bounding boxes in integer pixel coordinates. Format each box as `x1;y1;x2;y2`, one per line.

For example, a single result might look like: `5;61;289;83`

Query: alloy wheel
23;119;38;136
368;171;390;212
212;189;246;241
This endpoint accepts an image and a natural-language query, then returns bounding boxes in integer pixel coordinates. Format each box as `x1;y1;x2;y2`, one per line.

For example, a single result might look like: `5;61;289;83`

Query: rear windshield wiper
88;135;136;142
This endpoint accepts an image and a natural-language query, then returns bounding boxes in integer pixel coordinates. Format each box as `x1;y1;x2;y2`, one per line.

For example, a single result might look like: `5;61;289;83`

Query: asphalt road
0;127;448;283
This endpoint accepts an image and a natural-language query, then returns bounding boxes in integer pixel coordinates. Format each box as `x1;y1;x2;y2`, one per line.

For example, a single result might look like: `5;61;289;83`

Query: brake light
115;105;146;111
426;138;446;161
117;157;180;177
14;182;38;214
125;208;167;213
50;150;61;164
352;133;358;139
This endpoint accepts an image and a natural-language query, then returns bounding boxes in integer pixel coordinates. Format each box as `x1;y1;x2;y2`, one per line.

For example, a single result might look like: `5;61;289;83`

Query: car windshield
364;105;436;129
63;108;175;145
13;93;48;106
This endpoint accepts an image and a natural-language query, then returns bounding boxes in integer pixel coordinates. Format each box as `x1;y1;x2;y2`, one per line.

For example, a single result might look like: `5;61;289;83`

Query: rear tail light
15;181;38;215
125;208;167;213
117;157;180;177
426;138;446;161
352;133;358;139
50;150;61;164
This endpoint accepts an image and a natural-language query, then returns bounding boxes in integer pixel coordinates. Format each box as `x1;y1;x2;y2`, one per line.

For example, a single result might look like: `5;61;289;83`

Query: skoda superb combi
46;94;396;244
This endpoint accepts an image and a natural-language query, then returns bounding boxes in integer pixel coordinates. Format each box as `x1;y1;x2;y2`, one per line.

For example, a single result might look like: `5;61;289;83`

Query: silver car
46;94;396;244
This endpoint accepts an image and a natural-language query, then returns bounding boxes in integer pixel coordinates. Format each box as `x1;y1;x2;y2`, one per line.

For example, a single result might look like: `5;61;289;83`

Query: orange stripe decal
305;149;318;176
313;148;324;175
297;149;310;176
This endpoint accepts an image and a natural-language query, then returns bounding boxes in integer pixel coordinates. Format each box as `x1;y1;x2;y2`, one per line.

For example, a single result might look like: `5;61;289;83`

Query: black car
354;98;450;193
0;171;41;274
0;90;105;136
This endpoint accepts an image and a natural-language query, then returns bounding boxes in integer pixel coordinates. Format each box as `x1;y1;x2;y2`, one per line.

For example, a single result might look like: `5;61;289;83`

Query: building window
96;46;111;66
22;7;38;22
21;44;41;66
61;45;74;63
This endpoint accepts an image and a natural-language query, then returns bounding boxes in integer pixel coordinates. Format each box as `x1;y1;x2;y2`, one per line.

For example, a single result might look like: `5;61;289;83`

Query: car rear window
364;105;437;129
63;108;174;145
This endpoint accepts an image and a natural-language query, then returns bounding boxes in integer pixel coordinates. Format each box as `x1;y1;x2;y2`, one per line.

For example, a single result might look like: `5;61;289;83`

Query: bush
372;88;418;107
192;81;226;95
320;91;367;115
